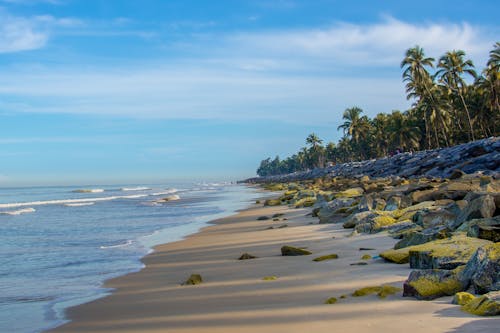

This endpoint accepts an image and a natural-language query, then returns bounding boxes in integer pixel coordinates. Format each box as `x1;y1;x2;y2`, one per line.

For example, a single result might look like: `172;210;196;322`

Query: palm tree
387;111;421;151
435;50;477;140
306;133;323;148
401;46;438;148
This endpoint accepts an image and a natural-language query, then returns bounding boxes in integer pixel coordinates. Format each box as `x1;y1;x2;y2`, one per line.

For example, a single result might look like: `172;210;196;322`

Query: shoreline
49;191;497;333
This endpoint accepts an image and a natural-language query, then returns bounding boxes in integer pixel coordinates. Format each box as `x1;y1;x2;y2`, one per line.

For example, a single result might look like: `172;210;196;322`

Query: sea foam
0;208;36;215
120;187;151;191
72;189;104;193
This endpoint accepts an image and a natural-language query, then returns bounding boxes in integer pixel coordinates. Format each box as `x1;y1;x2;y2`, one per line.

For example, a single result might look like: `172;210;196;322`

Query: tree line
257;43;500;177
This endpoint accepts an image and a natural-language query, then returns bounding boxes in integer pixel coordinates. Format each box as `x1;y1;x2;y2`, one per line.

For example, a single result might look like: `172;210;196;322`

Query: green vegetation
324;297;338;304
257;43;500;176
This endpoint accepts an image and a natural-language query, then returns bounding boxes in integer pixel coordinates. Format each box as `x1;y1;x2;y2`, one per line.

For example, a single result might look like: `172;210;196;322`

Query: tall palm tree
388;111;421;151
306;133;323;148
337;107;371;159
435;50;477;140
401;46;437;148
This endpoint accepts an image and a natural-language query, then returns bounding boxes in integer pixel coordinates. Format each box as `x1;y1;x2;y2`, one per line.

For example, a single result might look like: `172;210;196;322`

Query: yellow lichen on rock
352;285;401;298
379;248;410;264
294;197;317;208
462;293;500;316
313;254;339;262
324;297;338;304
361;254;372;260
373;215;397;228
262;276;277;281
407;270;463;298
453;292;476;306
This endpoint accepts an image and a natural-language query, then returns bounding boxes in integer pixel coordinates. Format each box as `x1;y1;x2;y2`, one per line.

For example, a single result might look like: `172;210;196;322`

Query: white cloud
0;9;82;53
0;12;48;52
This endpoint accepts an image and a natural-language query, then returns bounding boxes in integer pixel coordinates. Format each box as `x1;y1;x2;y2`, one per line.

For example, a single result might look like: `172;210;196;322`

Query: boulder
380;235;492;268
385;196;401;211
335;187;364;198
435;179;482;200
450;169;466;180
469;225;500;242
462;291;500;316
296;189;316;199
413;208;456;229
264;199;281;206
403;267;466;300
409;189;438;204
452;292;476;305
317;198;356;224
460;243;500;294
357;194;374;212
281;245;312;256
342;211;376;229
394;225;451;249
257;216;270;220
355;215;397;234
294;197;317;208
450;195;496;230
313;254;339;262
352;285;402;298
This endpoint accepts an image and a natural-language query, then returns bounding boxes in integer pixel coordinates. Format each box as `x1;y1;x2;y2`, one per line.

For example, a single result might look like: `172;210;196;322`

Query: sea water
0;182;261;333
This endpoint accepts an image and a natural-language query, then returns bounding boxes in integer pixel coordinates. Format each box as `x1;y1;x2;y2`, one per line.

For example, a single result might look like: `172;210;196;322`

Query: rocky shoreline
243;139;500;316
243;137;499;183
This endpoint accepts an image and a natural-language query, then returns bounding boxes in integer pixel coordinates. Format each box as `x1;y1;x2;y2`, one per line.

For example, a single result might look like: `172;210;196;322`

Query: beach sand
49;200;499;333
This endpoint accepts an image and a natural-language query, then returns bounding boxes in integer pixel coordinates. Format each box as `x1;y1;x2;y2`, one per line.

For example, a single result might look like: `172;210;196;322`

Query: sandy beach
49;196;499;333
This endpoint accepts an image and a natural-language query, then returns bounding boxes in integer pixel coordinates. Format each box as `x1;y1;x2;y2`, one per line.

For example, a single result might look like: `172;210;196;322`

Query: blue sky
0;0;498;186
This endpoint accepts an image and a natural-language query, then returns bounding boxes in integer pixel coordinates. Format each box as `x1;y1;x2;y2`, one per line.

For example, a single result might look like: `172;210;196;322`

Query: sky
0;0;498;186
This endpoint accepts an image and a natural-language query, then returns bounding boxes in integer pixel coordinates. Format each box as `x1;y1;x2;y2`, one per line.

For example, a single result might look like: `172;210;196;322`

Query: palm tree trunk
458;90;475;141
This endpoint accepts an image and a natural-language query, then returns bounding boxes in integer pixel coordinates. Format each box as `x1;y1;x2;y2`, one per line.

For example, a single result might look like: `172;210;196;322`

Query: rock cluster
244;137;499;183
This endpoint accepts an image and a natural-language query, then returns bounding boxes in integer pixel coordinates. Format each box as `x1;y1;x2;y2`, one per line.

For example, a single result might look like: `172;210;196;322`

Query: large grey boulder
403;267;467;300
394;225;451;249
449;195;496;230
342;211;376;229
460;243;500;294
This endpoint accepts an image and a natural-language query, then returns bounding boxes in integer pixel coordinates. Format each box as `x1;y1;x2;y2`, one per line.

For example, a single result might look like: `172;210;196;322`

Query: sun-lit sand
49;199;498;333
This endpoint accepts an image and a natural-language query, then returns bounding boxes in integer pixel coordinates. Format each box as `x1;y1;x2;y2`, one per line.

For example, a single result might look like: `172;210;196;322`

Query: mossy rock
294;197;317;208
183;274;203;285
278;224;288;228
350;262;368;266
359;247;375;251
257;216;270;220
340;294;347;299
461;242;500;294
461;291;500;316
313;254;338;262
238;253;257;260
264;199;281;206
361;254;372;260
272;213;285;218
380;235;492;269
263;183;285;191
335;187;364;198
352;285;401;298
403;267;465;300
281;245;312;256
256;200;261;204
452;292;476;306
262;276;277;281
324;297;338;304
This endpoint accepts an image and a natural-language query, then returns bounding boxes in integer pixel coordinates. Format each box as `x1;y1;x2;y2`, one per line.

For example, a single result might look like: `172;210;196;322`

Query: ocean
0;182;261;333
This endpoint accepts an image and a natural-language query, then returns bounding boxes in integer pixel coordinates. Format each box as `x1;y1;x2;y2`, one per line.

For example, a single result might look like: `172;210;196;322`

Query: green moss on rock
352;285;401;298
183;274;203;285
324;297;338;304
361;254;372;260
264;199;281;206
313;254;339;262
462;292;500;316
281;245;312;256
294;197;317;208
452;292;476;306
262;276;277;281
238;253;257;260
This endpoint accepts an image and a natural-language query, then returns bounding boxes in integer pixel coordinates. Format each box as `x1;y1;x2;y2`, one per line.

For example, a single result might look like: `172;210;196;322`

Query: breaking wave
0;208;36;215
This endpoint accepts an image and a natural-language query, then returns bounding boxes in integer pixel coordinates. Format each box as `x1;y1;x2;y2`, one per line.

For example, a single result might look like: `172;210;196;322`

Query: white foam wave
64;202;95;207
72;189;104;193
0;208;36;215
99;240;133;249
120;186;151;191
151;188;178;196
0;194;149;209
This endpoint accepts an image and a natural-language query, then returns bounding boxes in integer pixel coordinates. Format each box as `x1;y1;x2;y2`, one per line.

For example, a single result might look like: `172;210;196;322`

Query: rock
450;169;466;179
410;189;438;204
257;216;270;220
357;194;374;212
359;247;375;251
435;179;482;200
352;285;401;298
450;195;496;230
373;198;387;210
294;197;317;208
262;276;277;281
460;243;500;294
413;208;456;229
469;225;500;242
296;189;316;199
342;211;375;229
403;267;466;300
394;225;451;249
281;245;312;256
380;235;492;268
361;254;372;260
462;291;500;316
238;253;258;260
317;198;356;223
335;187;364;198
264;199;281;206
385;196;401;211
355;215;397;233
278;224;288;228
324;297;338;304
388;221;423;239
452;292;476;305
183;274;203;285
313;254;338;261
